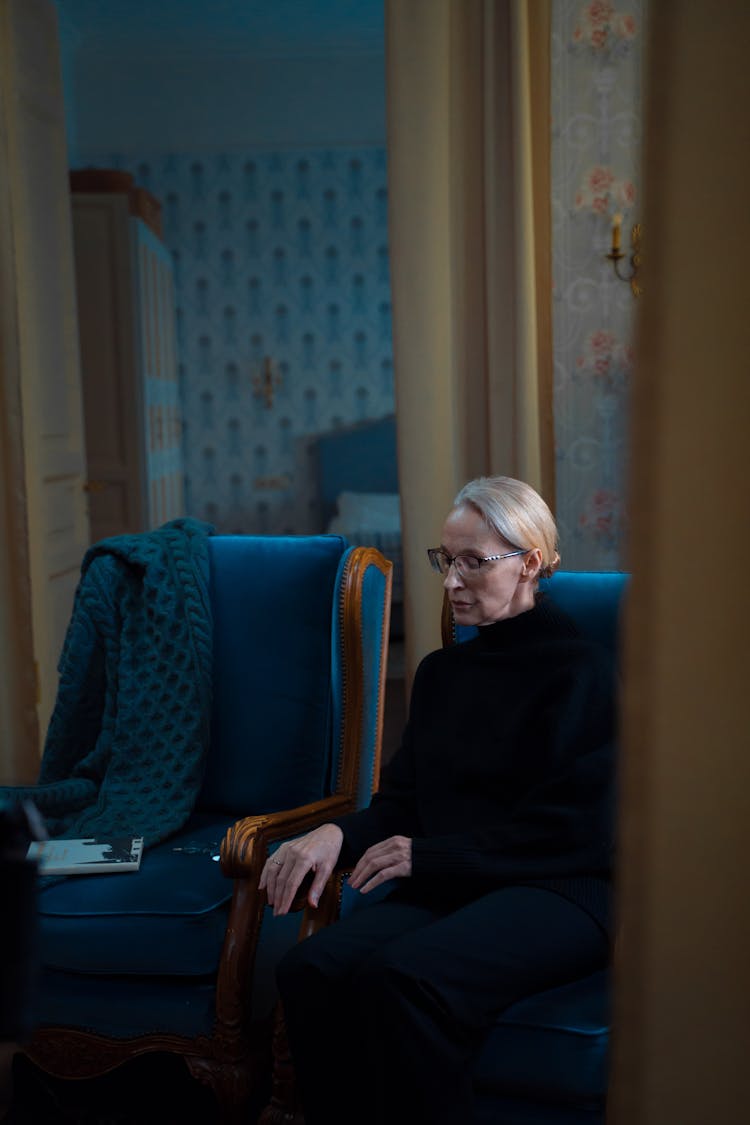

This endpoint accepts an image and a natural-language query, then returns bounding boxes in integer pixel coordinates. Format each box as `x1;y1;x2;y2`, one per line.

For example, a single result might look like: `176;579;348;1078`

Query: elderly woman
261;476;617;1125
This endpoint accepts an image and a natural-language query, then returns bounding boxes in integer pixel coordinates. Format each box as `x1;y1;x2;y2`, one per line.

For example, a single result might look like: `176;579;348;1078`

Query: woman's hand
259;823;344;916
348;835;412;894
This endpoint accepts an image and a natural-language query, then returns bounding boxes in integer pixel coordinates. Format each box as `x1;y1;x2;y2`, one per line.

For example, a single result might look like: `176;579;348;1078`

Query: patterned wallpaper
551;0;646;570
75;148;394;534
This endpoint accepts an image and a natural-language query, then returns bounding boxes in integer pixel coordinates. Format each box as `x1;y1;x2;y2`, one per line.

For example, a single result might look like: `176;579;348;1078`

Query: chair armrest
220;794;356;878
297;870;349;937
213;798;356;1038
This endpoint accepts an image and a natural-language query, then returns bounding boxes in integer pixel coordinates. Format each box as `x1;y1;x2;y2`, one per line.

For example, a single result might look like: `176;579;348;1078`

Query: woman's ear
519;548;543;582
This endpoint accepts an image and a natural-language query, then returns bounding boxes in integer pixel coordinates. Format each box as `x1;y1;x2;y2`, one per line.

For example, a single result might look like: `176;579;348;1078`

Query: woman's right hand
259;823;344;916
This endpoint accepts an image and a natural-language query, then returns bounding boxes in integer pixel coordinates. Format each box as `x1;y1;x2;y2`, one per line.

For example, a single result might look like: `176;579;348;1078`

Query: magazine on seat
27;835;144;875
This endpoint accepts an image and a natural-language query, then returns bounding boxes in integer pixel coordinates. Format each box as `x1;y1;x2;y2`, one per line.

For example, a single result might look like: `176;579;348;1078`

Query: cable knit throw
1;518;215;847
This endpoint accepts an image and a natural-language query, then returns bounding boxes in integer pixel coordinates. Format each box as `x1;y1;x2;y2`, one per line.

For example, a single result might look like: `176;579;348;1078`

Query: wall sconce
606;213;642;297
253;355;282;409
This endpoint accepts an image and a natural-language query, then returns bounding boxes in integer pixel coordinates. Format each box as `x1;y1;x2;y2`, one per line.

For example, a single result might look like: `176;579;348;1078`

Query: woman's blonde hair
453;476;561;579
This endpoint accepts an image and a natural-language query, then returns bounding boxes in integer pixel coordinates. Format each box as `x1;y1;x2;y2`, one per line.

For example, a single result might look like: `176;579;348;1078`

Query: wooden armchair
19;534;392;1124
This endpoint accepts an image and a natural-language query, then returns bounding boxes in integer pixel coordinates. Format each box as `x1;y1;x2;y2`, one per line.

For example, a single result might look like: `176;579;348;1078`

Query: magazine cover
27;836;144;875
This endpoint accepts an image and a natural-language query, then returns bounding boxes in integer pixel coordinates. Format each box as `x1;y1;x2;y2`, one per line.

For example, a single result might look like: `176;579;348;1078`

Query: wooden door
0;0;89;763
133;218;185;527
72;193;148;540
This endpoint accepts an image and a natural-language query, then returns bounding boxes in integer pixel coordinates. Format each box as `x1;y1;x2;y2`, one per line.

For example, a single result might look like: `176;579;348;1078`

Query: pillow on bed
328;491;401;534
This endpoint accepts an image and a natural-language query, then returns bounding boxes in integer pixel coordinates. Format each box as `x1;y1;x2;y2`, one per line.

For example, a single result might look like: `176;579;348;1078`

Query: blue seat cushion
36;816;234;977
32;968;220;1040
473;970;610;1106
33;855;308;1038
340;884;608;1106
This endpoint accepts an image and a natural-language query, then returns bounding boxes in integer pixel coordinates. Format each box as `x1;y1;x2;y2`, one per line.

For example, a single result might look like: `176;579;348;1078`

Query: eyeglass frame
426;546;529;577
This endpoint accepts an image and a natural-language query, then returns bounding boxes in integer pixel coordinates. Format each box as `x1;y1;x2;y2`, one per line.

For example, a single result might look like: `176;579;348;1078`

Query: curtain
0;68;38;783
610;3;750;1120
385;0;553;682
0;293;38;782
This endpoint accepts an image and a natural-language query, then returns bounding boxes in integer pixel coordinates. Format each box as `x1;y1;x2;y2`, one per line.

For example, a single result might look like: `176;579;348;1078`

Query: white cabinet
71;184;185;539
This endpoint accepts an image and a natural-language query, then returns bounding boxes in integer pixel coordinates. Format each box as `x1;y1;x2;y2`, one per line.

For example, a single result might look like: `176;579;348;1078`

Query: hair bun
540;551;561;579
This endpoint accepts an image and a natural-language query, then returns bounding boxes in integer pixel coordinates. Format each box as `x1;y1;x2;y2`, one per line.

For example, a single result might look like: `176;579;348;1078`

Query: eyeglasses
427;547;528;578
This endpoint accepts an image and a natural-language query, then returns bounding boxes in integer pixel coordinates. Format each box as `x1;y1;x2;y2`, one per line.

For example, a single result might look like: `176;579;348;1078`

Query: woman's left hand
348;835;412;894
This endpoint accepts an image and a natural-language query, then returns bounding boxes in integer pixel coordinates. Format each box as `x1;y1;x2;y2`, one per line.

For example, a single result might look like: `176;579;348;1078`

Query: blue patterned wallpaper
76;148;394;534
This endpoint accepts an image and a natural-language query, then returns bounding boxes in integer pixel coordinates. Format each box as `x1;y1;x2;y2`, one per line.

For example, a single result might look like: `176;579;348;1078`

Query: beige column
386;0;551;681
609;3;750;1123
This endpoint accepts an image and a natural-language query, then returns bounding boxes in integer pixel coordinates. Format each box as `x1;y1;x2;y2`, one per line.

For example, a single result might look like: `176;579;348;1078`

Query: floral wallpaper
551;0;646;570
74;148;394;535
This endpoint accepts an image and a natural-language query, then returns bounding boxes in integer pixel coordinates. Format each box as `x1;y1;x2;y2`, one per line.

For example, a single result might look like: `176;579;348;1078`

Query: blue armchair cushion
34;969;220;1040
33;840;307;1037
537;572;628;653
454;572;628;655
34;912;304;1039
474;970;609;1106
198;535;348;815
35;816;234;977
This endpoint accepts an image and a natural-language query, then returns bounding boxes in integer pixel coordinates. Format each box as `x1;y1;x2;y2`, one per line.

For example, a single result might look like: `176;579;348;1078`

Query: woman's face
440;504;539;626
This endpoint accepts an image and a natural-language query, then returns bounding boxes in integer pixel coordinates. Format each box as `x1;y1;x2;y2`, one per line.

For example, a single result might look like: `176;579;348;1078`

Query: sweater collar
474;593;579;650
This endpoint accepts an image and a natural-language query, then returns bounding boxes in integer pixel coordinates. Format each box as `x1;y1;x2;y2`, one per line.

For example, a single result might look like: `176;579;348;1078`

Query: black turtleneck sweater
334;595;618;935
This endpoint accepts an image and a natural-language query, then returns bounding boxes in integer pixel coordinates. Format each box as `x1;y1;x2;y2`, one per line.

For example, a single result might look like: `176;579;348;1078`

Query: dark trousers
276;884;609;1125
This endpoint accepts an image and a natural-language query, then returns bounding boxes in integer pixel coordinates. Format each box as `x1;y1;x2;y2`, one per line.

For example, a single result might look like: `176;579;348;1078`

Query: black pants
276;884;609;1125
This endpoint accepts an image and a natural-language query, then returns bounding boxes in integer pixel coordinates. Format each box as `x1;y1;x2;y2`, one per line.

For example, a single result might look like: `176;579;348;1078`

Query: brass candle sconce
606;213;642;297
253;355;282;409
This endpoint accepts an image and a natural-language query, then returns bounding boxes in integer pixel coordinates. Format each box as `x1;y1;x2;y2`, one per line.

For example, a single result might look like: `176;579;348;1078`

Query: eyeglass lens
432;551;479;575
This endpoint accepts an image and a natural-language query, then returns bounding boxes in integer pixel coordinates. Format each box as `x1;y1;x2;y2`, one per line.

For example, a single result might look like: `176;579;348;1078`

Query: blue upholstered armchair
21;533;392;1124
262;569;627;1125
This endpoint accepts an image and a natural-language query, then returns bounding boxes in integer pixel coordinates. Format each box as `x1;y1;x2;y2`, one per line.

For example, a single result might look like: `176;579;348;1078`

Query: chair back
446;570;629;655
197;534;390;816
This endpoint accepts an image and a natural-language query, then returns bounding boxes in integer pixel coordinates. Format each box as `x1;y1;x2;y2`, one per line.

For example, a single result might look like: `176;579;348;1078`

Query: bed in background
312;414;403;637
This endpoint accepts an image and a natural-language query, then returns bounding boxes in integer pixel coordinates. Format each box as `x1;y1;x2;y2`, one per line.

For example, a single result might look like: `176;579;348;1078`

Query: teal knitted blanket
1;518;215;847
